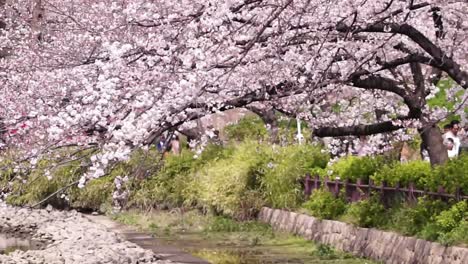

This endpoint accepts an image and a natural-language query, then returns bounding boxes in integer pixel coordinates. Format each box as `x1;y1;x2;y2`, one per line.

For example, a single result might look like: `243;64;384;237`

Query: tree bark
419;125;448;166
313;120;404;137
247;106;279;143
0;0;10;59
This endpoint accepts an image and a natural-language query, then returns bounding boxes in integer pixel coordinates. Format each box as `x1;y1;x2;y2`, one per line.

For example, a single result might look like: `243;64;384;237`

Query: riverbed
0;233;43;254
0;203;172;264
112;210;377;264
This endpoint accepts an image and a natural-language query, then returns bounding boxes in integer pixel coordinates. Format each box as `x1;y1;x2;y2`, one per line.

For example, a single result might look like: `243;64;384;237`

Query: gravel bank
0;204;174;264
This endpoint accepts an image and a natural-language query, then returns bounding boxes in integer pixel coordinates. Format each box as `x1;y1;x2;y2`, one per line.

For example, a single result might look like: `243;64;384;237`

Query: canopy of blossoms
0;0;467;183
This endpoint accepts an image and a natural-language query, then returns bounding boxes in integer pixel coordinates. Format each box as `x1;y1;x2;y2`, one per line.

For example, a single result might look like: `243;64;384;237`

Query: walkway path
85;215;210;264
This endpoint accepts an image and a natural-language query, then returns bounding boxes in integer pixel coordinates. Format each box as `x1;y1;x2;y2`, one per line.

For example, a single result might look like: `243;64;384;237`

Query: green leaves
372;160;432;188
329;155;384;181
302;189;346;219
261;144;329;209
342;195;388;228
224;115;268;141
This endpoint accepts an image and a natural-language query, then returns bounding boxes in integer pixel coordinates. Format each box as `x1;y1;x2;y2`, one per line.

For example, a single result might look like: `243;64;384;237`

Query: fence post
324;176;330;192
395;181;400;192
437;185;447;201
314;175;320;190
304;173;311;198
334;178;340;197
344;179;350;202
455;187;461;202
408;182;416;202
380;180;387;196
395;181;400;200
356;178;363;200
368;179;373;198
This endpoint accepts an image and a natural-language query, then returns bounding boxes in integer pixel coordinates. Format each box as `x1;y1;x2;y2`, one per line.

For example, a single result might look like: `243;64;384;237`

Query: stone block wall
258;207;468;264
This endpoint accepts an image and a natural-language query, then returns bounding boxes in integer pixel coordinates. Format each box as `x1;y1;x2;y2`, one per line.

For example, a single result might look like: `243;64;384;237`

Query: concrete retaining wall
258;207;468;264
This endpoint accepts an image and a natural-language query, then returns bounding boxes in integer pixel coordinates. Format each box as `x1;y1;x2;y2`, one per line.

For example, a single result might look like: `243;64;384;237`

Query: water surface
0;233;41;254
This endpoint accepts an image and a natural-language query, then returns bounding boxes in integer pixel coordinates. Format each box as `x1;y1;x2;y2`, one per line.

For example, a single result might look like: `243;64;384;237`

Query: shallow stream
0;233;41;254
158;232;371;263
112;210;377;264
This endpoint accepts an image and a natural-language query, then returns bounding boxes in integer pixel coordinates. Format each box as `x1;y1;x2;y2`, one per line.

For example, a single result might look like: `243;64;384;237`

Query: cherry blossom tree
0;0;467;189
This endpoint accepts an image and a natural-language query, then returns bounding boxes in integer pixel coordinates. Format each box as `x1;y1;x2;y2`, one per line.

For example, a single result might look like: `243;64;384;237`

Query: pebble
0;203;174;264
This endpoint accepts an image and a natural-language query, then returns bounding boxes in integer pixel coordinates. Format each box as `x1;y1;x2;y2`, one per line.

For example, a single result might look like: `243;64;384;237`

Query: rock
0;203;175;264
45;204;53;212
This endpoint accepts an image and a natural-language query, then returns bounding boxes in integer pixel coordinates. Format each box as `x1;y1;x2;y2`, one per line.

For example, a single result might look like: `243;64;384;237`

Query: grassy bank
111;209;377;264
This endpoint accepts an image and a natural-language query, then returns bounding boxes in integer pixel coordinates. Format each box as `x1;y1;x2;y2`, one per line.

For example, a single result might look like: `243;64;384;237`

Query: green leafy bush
434;154;468;193
371;160;432;189
419;201;468;245
224;115;268;141
329;155;384;181
261;144;329;209
6;156;85;208
437;220;468;246
302;189;346;219
315;244;338;260
189;141;271;219
389;197;449;236
0;152;18;191
129;150;198;209
434;201;467;233
342;195;388;228
70;175;115;211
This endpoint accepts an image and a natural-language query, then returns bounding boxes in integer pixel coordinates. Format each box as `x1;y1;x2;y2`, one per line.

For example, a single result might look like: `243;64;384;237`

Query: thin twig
31;180;79;208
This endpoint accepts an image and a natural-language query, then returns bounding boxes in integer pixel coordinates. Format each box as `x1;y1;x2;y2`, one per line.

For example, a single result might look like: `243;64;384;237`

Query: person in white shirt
451;120;462;155
444;138;457;159
443;122;461;158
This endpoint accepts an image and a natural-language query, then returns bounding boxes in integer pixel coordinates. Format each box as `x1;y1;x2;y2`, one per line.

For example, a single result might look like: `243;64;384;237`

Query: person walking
157;136;166;153
444;137;457;159
170;134;180;155
443;121;461;158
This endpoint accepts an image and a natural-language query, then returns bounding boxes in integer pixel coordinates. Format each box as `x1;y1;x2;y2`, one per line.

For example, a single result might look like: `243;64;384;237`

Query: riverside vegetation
0;115;467;254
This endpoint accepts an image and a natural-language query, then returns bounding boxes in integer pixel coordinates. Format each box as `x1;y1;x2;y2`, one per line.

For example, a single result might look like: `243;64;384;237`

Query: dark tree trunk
247;106;280;143
420;125;448;166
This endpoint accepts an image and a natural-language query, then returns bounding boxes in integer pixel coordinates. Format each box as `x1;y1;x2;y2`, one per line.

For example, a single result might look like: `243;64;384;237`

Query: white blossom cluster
0;0;466;187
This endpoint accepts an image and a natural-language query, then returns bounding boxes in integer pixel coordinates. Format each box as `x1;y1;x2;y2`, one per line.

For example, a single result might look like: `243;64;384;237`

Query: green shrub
0;152;18;190
224;115;268;141
342;195;388;228
129;150;196;209
371;160;433;189
437;220;468;246
126;142;328;218
389;197;449;236
70;175;115;211
6;157;85;207
315;244;338;260
302;189;346;219
190;141;271;219
434;201;467;233
329;155;384;181
419;201;468;245
434;154;468;193
128;143;235;209
261;144;329;209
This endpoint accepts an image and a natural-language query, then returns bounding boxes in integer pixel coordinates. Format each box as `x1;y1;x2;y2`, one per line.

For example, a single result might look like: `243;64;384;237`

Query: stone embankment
258;207;468;264
0;203;174;264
